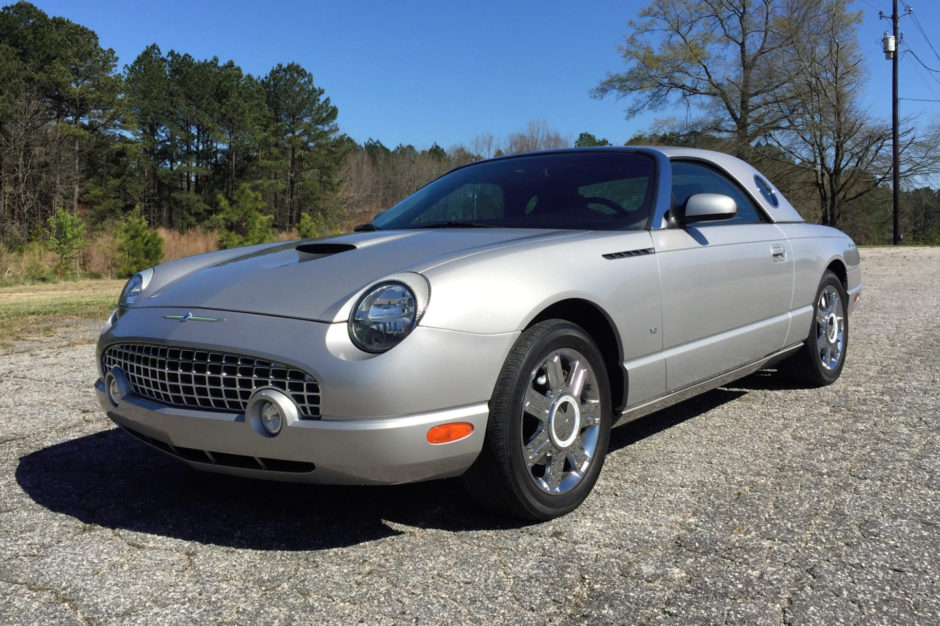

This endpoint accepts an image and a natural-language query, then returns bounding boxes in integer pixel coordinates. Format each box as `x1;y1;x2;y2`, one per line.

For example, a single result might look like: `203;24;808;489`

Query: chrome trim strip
614;343;804;427
162;313;224;322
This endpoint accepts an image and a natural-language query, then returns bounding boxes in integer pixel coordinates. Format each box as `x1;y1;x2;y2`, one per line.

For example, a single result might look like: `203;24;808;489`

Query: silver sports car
95;147;861;520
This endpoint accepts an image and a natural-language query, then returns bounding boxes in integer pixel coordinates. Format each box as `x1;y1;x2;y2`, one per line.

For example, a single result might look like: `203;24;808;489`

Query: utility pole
882;1;911;245
891;0;900;245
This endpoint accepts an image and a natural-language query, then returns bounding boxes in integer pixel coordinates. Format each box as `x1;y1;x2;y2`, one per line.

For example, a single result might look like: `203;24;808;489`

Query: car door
653;160;794;393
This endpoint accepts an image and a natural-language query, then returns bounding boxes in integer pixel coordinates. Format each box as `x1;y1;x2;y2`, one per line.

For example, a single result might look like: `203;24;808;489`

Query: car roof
471;147;804;225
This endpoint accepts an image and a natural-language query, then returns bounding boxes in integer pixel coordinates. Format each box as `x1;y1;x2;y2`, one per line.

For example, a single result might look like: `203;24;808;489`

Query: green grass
0;278;124;340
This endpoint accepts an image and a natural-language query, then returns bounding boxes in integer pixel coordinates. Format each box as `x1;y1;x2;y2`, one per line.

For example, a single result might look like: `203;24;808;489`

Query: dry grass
157;228;307;260
157;228;218;263
2;226;322;287
0;243;56;283
82;231;119;277
0;278;124;340
0;226;314;341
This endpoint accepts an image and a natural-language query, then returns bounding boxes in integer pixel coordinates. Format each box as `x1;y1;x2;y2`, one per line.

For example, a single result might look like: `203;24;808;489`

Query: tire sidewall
497;321;612;519
807;272;849;385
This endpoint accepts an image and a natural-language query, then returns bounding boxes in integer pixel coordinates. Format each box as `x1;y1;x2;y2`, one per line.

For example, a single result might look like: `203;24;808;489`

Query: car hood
137;229;576;322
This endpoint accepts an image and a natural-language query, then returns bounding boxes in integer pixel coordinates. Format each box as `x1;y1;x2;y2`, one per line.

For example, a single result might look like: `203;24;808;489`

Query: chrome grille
102;343;320;419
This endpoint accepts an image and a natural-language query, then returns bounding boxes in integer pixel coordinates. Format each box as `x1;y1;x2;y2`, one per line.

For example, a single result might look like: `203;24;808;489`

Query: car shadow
608;385;747;453
725;367;808;391
16;428;523;551
17;379;775;550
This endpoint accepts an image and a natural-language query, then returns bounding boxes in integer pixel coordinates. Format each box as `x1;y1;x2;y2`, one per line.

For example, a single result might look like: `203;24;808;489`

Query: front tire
462;320;612;520
785;270;849;387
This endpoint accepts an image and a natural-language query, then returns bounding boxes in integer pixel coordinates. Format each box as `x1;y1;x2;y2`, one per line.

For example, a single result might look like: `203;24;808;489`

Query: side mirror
680;193;737;223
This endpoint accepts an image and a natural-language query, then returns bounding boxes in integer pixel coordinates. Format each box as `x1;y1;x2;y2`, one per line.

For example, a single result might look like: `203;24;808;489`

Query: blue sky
30;0;940;150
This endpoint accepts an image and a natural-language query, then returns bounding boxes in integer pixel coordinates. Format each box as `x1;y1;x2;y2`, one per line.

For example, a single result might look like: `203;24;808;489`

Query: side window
411;183;504;224
671;161;764;224
578;178;650;217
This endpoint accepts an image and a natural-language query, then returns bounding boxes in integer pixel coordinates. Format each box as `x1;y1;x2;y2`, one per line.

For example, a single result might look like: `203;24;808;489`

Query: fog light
259;400;283;435
105;368;130;407
246;388;298;438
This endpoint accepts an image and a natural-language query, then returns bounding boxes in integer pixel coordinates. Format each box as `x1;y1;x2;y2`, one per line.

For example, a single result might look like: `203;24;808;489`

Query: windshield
371;151;655;231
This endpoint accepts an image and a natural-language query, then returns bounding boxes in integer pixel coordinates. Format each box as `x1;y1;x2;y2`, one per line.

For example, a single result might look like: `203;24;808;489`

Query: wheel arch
526;299;627;413
826;258;847;289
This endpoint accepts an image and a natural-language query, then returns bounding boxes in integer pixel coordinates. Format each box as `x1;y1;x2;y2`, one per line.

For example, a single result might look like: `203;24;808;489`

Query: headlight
348;278;428;353
118;267;154;312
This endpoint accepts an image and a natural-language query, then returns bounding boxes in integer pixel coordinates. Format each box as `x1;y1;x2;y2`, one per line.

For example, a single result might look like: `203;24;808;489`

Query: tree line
0;1;350;244
1;0;938;269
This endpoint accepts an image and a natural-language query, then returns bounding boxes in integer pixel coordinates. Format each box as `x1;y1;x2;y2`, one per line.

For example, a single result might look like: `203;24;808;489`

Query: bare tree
336;149;381;223
771;1;885;226
471;133;498;159
771;0;940;227
593;0;810;157
0;91;57;244
506;120;570;154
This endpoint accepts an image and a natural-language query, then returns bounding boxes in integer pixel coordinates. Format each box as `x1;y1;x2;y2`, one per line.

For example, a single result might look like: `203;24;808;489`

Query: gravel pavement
1;247;937;625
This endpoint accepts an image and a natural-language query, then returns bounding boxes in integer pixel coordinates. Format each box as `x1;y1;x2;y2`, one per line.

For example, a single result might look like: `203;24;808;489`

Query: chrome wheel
780;270;849;388
461;319;611;520
815;284;845;371
521;348;601;495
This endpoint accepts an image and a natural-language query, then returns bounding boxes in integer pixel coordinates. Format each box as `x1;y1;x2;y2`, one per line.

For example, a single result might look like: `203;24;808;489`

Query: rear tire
783;270;848;387
461;320;612;521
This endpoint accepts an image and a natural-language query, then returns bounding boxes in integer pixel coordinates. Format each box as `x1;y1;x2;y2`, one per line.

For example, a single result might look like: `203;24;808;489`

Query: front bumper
847;283;862;316
96;307;519;484
96;380;489;484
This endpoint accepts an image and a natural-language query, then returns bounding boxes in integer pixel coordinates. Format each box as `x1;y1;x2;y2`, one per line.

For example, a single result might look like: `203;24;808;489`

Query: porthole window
754;175;779;208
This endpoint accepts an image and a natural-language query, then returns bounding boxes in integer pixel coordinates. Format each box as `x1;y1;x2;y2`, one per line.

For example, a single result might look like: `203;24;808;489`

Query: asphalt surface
0;247;937;625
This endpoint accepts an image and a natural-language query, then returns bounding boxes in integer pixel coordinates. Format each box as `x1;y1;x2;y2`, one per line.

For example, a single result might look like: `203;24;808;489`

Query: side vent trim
602;248;655;260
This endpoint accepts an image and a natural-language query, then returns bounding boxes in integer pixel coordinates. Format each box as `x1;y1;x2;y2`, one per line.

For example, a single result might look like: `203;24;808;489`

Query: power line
900;44;940;96
905;47;940;73
900;97;940;102
901;1;940;64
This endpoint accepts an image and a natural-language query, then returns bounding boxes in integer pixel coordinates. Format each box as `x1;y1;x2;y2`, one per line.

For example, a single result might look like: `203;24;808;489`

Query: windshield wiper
353;223;381;232
411;220;493;229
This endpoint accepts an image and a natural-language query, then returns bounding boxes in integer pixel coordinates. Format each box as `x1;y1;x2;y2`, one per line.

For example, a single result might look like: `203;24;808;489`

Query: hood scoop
296;242;357;257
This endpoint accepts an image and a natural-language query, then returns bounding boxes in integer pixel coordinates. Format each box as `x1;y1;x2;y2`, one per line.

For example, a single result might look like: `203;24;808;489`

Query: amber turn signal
427;422;474;444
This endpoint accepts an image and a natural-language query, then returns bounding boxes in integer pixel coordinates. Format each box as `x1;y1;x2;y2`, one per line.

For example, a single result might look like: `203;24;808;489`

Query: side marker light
427;422;474;445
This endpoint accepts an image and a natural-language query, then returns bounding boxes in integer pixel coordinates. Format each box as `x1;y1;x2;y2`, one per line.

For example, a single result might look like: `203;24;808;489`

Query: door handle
771;244;786;262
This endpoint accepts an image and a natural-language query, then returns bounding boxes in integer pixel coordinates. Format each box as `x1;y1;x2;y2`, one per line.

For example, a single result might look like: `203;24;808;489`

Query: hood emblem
163;313;223;323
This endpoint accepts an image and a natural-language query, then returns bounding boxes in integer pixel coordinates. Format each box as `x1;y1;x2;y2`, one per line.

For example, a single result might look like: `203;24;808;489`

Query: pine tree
117;214;164;276
213;183;273;249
